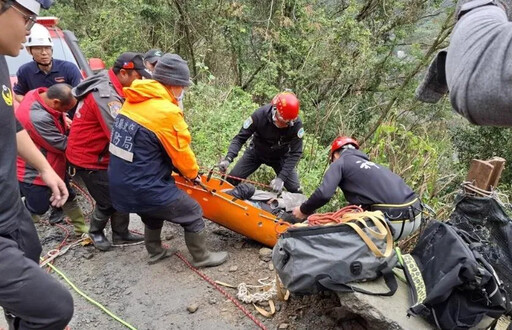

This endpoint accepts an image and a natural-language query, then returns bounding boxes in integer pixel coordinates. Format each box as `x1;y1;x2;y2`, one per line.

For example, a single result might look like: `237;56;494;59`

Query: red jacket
16;88;68;185
66;69;124;170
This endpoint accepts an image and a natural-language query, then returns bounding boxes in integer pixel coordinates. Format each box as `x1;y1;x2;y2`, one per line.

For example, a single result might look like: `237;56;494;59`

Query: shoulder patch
108;101;123;117
297;127;304;139
1;84;12;106
243;116;253;129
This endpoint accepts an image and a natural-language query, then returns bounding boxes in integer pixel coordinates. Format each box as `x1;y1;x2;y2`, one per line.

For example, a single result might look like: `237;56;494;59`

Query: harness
370;197;422;240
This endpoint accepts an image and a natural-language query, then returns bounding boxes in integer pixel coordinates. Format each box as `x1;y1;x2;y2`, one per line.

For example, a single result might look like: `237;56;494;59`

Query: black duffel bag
449;192;512;299
402;220;510;329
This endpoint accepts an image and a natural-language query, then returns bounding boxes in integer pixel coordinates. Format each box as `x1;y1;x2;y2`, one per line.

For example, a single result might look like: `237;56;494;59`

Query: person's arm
299;159;343;215
13;68;29;99
162;112;199;180
31;110;67;153
14;94;24;103
16;129;68;207
67;63;83;87
225;112;258;161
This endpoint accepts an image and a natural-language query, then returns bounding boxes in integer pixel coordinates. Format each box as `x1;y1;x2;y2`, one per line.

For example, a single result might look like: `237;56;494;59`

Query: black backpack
401;221;510;329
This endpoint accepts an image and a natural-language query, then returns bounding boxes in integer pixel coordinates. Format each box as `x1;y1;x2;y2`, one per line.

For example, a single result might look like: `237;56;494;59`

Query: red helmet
272;92;300;121
330;136;359;160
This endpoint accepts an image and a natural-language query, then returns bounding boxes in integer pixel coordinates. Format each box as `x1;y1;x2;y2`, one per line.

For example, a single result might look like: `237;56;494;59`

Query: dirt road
2;213;348;330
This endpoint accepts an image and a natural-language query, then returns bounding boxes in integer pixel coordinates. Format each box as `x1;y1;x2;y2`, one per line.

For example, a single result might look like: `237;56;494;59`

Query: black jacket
226;104;303;180
300;149;416;215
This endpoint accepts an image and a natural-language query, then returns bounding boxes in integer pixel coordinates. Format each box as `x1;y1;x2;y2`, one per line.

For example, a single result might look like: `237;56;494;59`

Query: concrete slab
336;271;433;330
337;270;511;330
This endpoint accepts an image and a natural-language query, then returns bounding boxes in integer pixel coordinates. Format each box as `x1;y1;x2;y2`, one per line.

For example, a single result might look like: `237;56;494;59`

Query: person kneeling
17;84;88;237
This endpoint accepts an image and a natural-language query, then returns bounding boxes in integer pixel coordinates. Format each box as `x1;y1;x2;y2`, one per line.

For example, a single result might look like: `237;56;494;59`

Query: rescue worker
13;23;82;105
416;0;512;126
66;52;149;251
143;48;163;72
218;91;304;193
16;83;88;236
14;22;83;224
108;53;228;267
0;0;74;328
292;136;422;240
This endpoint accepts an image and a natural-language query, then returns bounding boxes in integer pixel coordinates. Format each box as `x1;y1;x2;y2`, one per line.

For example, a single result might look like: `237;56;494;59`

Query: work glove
192;174;202;186
270;177;284;193
217;158;231;173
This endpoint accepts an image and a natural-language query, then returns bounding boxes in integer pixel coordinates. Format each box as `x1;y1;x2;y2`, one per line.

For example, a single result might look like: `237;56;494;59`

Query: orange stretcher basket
174;173;287;247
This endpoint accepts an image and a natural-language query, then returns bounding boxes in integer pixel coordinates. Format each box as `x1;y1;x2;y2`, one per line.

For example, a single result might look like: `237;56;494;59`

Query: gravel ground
1;203;352;330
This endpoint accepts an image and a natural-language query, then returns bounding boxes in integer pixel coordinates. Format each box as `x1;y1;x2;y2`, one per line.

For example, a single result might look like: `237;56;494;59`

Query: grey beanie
152;53;191;87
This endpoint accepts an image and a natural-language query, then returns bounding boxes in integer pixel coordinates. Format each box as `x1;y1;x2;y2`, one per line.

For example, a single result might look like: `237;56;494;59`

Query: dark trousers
139;189;205;233
0;210;73;329
19;179;76;215
76;169;115;216
75;169;129;233
228;148;301;193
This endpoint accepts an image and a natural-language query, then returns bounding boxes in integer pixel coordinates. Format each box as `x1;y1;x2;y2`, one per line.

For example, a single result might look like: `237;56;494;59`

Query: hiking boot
48;207;65;224
111;212;143;245
144;226;176;264
89;208;111;251
61;199;89;236
184;229;228;268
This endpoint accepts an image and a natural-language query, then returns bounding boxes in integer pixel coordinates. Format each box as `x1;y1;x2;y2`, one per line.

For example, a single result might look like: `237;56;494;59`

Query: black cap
144;49;164;65
113;52;152;79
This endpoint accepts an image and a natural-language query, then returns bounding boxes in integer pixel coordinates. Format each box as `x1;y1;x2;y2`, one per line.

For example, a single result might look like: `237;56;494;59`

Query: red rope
307;205;364;226
70;180;95;217
200;167;272;189
174;252;268;330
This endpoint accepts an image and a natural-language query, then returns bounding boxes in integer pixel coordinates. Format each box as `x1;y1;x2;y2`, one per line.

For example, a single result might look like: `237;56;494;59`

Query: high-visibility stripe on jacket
16;88;68;185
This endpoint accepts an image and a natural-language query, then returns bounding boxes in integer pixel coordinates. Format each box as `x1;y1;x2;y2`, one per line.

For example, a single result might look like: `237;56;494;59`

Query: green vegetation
49;0;511;217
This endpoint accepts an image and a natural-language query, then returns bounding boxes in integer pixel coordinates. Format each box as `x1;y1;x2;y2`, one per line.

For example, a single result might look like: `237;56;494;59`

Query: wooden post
466;159;494;191
488;157;506;190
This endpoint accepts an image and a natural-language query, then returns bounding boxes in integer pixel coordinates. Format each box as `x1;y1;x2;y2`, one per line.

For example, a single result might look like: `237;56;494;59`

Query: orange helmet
330;136;359;161
272;92;300;122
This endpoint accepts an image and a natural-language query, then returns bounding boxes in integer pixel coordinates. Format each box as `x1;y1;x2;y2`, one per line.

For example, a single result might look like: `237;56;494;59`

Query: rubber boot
30;213;41;223
48;207;64;224
111;212;143;245
89;208;111;251
184;229;228;268
144;226;176;264
61;199;89;236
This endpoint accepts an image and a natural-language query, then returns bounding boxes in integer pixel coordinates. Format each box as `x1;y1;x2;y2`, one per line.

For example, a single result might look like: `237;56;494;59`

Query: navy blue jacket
300;149;417;215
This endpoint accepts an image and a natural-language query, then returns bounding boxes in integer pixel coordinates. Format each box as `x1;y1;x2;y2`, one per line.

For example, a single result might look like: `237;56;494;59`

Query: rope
43;262;137;330
174;252;268;330
40;222;137;329
306;205;364;226
200;166;272;189
70;180;95;217
237;278;277;304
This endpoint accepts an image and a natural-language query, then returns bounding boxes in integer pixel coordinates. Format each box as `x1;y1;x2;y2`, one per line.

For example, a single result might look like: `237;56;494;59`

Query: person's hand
193;174;202;186
270;177;284;193
292;206;307;220
217;158;231;173
64;117;72;130
40;169;69;207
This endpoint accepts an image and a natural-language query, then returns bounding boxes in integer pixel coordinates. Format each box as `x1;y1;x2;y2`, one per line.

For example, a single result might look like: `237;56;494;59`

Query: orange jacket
119;79;199;179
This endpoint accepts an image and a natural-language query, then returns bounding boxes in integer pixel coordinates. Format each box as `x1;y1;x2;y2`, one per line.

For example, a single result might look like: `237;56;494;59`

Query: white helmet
15;0;41;15
25;23;53;47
